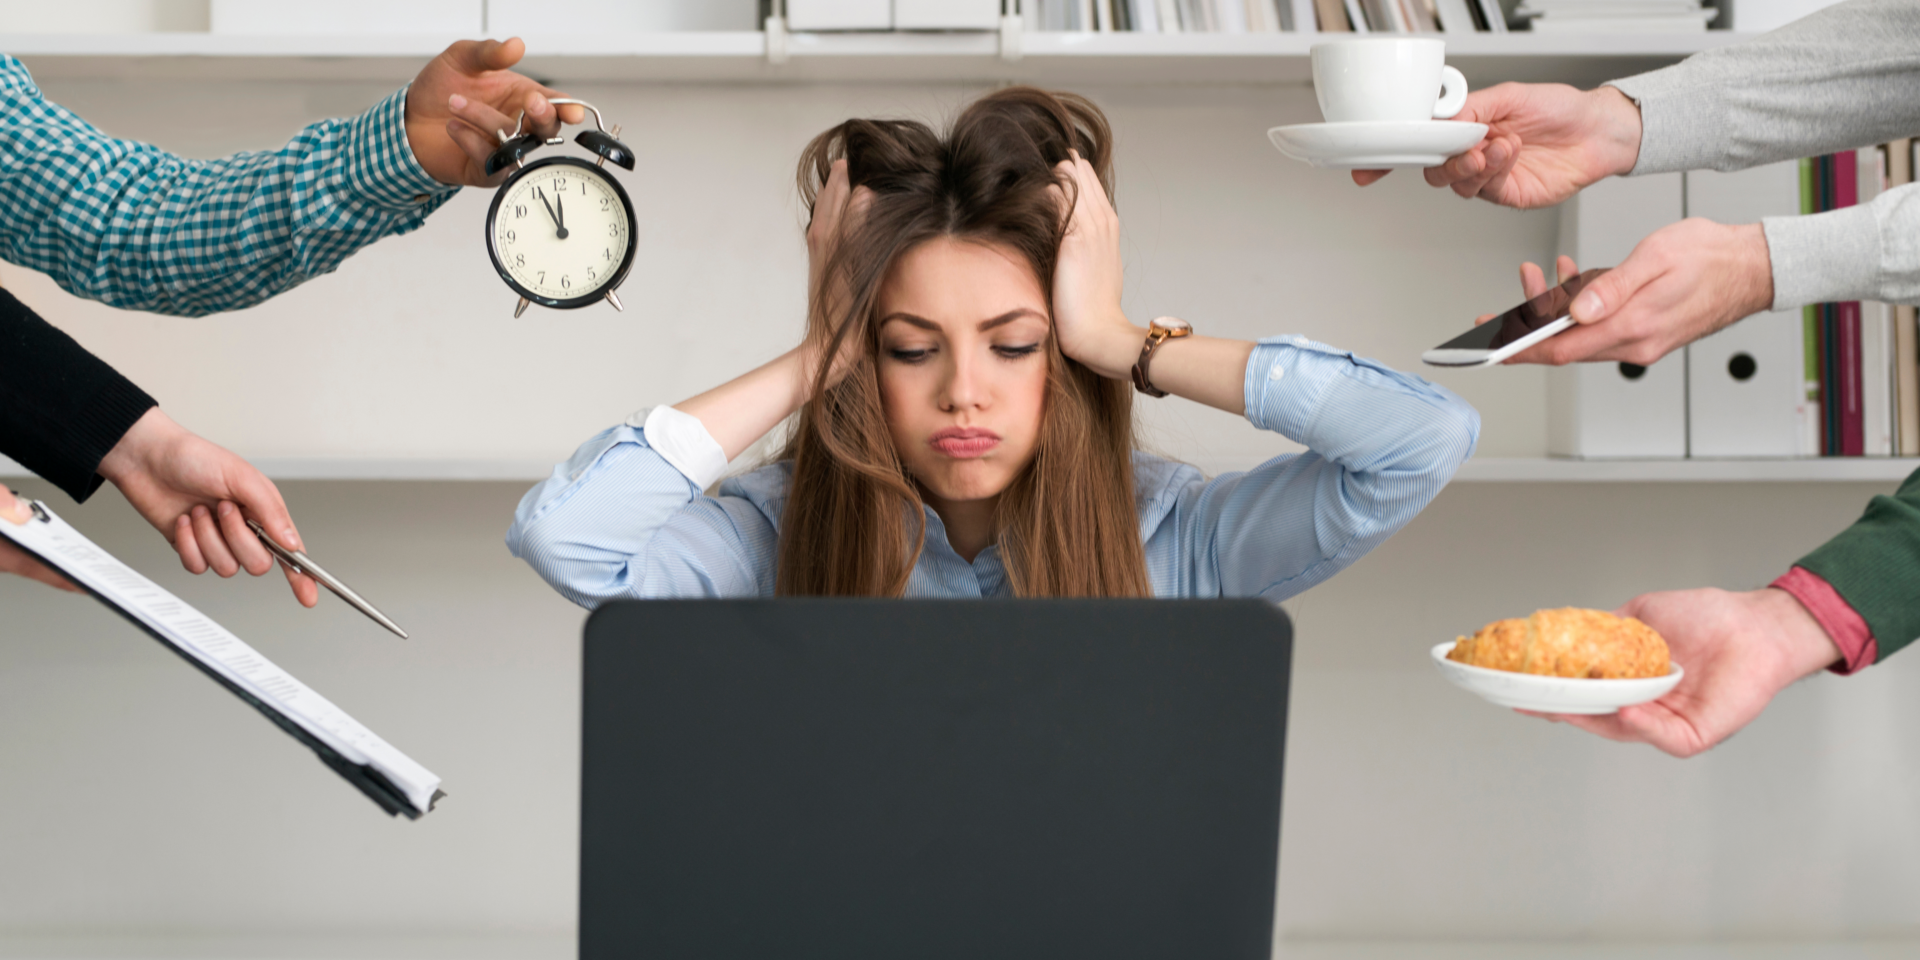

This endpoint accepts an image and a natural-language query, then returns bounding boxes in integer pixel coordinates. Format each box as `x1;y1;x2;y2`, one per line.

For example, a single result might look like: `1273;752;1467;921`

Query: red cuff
1770;566;1877;675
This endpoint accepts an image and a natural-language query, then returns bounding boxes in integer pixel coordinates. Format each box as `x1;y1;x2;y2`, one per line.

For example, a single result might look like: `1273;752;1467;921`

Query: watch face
487;157;636;308
1152;316;1191;334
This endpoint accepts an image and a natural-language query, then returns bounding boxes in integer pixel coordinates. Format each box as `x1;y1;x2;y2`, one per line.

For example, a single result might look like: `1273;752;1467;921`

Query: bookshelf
5;29;1750;86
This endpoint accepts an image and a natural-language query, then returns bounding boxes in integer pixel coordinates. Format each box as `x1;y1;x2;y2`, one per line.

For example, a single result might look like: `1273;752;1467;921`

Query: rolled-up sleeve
1145;336;1480;601
506;422;777;608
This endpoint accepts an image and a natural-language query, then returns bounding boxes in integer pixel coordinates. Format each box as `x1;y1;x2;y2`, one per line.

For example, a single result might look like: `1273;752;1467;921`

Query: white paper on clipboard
0;502;441;816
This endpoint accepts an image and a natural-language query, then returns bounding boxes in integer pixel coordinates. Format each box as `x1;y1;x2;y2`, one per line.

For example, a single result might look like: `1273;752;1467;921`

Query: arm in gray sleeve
1764;181;1920;308
1606;0;1920;175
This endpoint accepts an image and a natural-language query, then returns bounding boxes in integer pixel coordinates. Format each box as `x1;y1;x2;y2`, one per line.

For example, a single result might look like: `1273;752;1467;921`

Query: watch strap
1131;319;1192;398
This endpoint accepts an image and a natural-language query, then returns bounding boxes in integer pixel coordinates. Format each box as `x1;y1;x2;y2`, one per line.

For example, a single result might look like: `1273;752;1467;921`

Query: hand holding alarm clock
482;99;638;317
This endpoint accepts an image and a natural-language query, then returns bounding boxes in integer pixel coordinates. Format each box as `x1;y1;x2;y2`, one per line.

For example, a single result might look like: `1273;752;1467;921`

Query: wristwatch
1130;316;1193;398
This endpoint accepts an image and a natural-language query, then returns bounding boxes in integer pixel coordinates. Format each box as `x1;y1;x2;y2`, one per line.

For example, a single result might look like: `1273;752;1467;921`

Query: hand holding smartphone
1423;268;1609;368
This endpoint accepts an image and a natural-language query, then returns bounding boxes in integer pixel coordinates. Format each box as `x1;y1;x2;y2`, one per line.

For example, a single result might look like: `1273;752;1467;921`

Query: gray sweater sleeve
1605;0;1920;309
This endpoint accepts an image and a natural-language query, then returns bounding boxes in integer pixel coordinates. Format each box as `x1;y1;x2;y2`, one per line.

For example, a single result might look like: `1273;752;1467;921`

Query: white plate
1267;120;1488;169
1430;641;1684;715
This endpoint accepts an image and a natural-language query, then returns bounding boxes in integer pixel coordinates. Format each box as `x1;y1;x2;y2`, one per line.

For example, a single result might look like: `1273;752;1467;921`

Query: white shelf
1197;456;1920;483
3;30;1750;86
1456;457;1920;482
8;456;1913;484
0;456;555;483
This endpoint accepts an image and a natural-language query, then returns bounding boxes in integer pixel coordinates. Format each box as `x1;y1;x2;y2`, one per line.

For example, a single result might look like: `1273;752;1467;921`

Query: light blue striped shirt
508;336;1480;607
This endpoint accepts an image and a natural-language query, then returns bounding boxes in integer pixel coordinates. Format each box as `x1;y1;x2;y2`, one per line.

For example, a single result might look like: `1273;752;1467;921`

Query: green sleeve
1797;467;1920;661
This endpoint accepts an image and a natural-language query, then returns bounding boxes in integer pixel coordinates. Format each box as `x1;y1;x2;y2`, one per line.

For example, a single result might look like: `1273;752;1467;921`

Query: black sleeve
0;287;157;502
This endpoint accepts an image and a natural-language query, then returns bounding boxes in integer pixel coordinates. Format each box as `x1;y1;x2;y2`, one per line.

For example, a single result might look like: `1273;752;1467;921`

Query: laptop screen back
580;598;1291;960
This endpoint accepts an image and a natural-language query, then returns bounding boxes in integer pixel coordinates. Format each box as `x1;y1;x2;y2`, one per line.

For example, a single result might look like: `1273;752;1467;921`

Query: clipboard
0;500;442;819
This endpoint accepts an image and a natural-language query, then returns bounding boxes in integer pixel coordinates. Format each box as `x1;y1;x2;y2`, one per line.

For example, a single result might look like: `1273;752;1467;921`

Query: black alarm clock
482;99;637;317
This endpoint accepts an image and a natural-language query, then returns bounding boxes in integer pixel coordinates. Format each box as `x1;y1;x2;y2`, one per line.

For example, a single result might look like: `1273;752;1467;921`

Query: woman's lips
928;427;1001;459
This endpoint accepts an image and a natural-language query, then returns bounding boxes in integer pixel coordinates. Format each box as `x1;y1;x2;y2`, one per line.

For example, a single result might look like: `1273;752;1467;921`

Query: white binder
1547;172;1686;458
787;0;894;29
211;0;482;33
895;0;1003;29
488;1;759;31
1684;161;1807;457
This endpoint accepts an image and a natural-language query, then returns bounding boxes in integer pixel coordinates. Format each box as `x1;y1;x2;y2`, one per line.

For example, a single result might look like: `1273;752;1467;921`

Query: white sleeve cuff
628;405;730;490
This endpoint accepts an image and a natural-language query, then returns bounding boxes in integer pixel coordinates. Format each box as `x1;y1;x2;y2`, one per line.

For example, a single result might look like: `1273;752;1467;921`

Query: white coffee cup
1310;38;1469;124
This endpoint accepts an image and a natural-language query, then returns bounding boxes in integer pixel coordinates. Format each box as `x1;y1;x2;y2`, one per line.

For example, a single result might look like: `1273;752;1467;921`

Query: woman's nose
939;352;986;412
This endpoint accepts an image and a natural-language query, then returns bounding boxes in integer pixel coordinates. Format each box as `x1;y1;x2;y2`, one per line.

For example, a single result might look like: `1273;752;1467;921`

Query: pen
247;519;409;639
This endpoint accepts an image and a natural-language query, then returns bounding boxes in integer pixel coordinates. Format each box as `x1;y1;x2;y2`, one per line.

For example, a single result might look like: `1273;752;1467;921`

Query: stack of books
1029;0;1297;30
1514;0;1719;33
1803;143;1920;457
1024;0;1511;31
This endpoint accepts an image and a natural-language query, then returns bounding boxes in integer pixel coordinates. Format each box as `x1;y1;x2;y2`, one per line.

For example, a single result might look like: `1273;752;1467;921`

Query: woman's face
874;236;1051;508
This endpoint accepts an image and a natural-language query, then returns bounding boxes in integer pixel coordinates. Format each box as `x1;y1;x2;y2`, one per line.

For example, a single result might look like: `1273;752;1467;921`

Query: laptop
579;599;1292;960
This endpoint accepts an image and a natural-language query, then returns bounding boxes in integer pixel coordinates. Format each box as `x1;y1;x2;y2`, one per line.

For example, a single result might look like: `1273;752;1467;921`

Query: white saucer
1268;120;1488;169
1430;641;1684;715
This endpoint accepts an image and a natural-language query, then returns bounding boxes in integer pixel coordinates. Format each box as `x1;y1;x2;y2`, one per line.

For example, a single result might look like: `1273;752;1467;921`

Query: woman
508;87;1479;604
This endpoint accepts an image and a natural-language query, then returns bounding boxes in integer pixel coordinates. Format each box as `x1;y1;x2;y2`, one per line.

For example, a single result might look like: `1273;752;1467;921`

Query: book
1405;0;1442;30
1129;0;1159;29
1475;0;1508;31
1316;0;1354;28
1821;156;1836;456
1359;0;1398;29
1835;151;1864;456
1839;300;1864;456
1866;301;1895;455
1797;157;1822;456
1158;0;1182;30
1529;14;1712;32
1861;147;1893;456
0;502;443;819
1889;138;1920;456
1343;0;1371;29
1900;302;1920;456
1433;0;1479;31
1287;0;1312;30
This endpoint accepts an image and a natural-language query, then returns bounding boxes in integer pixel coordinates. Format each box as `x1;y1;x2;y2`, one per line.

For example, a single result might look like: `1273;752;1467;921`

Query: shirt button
1293;336;1309;347
570;470;582;481
1269;365;1286;381
411;193;431;203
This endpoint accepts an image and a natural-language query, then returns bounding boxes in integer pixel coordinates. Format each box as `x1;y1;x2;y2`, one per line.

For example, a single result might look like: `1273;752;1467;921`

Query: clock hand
535;188;567;239
555;191;568;238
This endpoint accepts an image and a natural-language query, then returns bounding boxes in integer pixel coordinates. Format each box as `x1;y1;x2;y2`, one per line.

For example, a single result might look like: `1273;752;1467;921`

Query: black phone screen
1435;268;1608;352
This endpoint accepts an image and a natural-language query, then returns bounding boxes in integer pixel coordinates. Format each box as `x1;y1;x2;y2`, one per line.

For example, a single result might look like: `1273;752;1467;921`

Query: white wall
0;79;1556;472
4;72;1916;954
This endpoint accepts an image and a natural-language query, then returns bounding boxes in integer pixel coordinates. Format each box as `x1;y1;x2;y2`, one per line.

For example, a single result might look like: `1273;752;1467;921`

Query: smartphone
1422;268;1609;368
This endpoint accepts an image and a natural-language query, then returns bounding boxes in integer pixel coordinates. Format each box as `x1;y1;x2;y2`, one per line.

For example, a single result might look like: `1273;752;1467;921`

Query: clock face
487;157;634;307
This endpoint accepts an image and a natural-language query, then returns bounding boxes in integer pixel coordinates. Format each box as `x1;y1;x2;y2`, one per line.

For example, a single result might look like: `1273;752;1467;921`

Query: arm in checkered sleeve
0;40;583;317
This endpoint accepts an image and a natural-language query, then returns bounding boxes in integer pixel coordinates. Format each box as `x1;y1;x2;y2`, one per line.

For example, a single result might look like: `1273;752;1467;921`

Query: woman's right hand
672;160;875;462
805;158;872;390
1;487;81;593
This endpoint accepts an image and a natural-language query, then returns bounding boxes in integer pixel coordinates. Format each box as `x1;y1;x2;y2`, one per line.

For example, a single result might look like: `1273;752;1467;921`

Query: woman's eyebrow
879;312;940;332
979;309;1045;332
879;309;1044;333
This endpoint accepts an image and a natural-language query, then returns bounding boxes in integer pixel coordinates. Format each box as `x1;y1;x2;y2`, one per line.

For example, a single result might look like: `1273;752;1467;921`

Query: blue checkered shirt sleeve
0;54;458;317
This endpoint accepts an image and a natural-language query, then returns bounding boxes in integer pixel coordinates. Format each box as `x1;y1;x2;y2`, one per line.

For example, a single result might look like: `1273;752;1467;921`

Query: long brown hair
776;87;1150;598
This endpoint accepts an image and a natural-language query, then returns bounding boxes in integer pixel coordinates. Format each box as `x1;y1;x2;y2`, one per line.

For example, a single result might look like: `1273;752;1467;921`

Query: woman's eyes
884;343;1041;364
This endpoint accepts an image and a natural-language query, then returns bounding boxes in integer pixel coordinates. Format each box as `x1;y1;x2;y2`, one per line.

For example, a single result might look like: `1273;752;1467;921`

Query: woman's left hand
1049;153;1142;380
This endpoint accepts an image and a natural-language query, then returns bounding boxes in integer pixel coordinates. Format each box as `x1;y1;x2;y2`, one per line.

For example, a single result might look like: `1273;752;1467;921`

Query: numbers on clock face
493;164;630;302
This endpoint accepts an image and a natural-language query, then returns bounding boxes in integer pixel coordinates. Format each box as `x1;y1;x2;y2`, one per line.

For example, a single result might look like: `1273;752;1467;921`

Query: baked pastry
1448;608;1670;679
